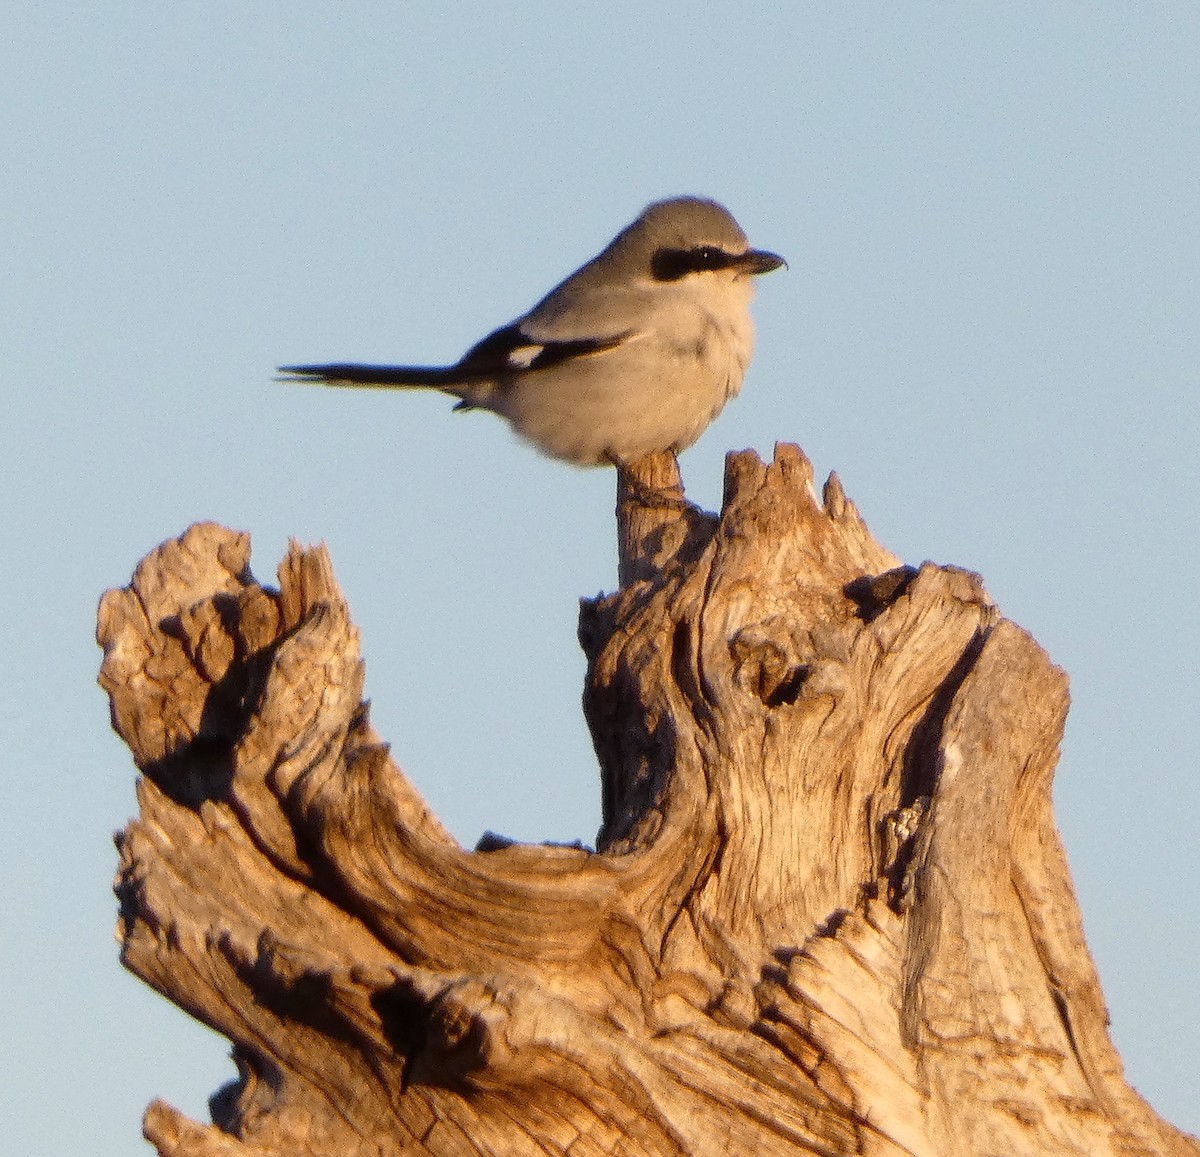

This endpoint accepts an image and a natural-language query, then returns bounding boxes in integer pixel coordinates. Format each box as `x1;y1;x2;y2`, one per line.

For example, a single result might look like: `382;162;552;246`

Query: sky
2;5;1197;1152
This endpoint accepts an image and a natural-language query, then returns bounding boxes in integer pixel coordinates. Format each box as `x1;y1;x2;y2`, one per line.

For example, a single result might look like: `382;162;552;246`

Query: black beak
738;248;787;275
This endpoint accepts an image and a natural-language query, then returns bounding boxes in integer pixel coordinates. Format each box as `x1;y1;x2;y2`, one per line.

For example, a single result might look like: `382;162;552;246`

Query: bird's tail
277;363;455;389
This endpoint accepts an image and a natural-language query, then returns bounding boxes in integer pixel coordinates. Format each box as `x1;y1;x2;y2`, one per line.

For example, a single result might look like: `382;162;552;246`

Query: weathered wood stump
97;445;1198;1156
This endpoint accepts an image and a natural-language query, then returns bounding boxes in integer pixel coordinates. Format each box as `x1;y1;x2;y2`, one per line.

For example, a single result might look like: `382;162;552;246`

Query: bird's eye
651;245;731;281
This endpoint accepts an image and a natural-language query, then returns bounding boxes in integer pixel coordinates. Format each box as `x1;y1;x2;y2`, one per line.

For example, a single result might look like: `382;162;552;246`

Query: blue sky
3;6;1197;1151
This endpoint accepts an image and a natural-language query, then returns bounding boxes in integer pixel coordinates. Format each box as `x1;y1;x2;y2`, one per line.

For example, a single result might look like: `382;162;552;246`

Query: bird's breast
681;298;755;400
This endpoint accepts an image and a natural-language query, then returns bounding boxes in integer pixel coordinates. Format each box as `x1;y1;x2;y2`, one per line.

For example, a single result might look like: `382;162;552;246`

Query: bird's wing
451;320;634;379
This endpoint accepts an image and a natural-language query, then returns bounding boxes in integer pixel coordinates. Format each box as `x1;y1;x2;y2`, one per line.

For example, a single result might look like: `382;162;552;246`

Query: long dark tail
277;363;454;388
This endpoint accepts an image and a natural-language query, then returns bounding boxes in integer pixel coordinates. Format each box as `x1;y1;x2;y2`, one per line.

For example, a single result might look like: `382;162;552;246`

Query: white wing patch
506;343;546;369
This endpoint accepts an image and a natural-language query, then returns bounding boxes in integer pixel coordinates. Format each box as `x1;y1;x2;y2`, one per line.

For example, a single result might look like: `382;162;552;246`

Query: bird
279;196;785;467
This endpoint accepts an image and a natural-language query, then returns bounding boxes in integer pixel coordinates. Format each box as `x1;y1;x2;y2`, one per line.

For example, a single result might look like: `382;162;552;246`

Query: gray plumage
280;196;784;465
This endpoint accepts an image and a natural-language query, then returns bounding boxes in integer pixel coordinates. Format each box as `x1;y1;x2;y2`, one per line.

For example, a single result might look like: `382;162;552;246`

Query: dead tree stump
97;444;1198;1156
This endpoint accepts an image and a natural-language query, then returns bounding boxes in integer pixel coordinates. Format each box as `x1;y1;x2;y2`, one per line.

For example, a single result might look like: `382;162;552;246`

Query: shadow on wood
97;444;1198;1157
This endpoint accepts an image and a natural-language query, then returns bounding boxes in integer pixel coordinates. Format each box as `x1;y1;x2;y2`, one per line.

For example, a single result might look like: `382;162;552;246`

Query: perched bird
279;196;784;466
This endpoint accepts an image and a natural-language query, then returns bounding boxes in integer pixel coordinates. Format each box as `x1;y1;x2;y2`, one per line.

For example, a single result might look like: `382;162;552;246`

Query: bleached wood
97;444;1197;1156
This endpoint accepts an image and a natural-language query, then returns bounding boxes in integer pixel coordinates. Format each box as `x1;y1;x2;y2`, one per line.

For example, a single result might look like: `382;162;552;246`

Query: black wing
452;322;630;378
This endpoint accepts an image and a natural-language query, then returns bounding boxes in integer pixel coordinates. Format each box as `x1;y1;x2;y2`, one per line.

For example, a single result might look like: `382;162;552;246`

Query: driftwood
97;444;1198;1157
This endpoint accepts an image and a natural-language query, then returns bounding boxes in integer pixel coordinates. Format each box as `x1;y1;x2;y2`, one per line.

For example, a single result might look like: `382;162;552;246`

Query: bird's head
608;196;786;288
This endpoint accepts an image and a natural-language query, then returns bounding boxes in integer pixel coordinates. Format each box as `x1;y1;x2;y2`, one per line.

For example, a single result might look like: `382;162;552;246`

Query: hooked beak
738;248;787;276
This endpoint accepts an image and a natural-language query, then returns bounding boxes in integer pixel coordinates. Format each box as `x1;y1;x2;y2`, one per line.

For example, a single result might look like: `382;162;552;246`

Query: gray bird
279;196;784;466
